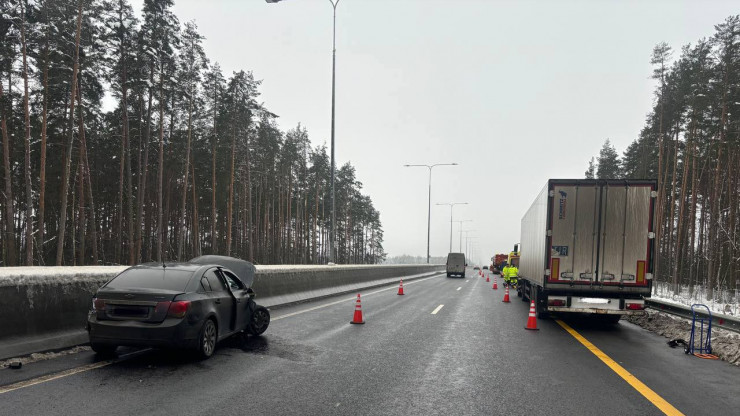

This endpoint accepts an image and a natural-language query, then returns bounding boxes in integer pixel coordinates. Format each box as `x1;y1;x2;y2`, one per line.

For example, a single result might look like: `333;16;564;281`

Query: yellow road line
0;360;113;395
555;319;684;416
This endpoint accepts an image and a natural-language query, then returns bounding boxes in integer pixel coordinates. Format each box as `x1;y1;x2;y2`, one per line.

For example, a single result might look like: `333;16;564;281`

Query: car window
221;270;244;290
199;277;212;292
204;269;227;292
107;268;193;291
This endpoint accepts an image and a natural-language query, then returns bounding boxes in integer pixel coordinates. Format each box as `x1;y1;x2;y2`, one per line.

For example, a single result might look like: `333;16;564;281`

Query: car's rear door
203;268;234;338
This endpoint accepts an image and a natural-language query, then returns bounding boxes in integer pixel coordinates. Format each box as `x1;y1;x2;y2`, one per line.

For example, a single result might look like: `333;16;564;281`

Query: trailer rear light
93;298;106;311
626;303;645;310
548;299;566;307
167;301;191;318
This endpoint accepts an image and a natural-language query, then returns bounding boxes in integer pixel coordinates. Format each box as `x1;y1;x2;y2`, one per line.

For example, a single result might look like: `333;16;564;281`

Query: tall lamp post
404;163;457;263
436;202;468;252
267;0;340;264
455;219;472;251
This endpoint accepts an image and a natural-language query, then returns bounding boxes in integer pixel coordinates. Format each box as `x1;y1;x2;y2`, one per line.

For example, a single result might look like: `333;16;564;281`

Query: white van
446;253;466;278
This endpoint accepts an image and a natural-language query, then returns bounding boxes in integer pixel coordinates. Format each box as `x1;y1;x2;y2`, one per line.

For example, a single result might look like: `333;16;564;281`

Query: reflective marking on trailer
555;320;685;416
431;305;444;315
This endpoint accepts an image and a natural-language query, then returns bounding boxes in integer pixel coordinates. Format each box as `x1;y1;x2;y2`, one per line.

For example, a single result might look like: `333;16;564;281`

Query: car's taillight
548;299;566;307
93;298;106;311
167;301;191;318
626;303;645;310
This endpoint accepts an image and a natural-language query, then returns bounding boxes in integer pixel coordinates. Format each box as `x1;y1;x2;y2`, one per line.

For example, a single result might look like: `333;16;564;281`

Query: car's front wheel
247;306;270;336
197;318;218;359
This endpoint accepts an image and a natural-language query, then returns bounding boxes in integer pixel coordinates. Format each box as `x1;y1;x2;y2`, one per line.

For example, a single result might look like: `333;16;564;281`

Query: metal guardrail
645;299;740;334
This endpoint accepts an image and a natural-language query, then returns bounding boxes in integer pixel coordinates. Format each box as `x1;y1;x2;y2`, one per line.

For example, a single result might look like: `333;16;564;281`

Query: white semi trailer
517;179;656;323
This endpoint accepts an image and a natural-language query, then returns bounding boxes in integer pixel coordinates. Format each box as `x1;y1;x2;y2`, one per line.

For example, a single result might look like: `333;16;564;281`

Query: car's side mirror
247;288;256;299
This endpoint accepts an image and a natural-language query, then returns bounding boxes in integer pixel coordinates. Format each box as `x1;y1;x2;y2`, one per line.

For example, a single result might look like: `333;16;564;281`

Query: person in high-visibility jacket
507;265;519;287
502;264;511;284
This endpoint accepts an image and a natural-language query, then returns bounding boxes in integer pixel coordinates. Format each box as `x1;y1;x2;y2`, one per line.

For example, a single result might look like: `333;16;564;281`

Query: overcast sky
131;0;738;264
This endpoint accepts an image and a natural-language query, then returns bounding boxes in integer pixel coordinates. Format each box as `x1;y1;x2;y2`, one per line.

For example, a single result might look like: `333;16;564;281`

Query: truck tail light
167;301;191;318
626;303;645;310
548;299;566;307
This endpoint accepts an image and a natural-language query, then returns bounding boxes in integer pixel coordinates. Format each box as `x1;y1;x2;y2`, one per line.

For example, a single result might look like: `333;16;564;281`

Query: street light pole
436;202;468;253
329;0;339;264
266;0;340;264
455;219;472;251
404;163;457;263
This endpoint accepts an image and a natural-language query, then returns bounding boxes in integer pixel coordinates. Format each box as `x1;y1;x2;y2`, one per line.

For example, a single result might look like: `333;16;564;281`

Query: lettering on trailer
552;245;569;256
558;190;568;219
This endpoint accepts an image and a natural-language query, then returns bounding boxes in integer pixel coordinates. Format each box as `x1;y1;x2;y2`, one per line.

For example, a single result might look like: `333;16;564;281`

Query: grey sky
130;0;738;263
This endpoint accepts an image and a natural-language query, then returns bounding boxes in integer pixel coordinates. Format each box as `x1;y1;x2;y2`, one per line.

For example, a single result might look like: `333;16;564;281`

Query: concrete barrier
0;264;443;360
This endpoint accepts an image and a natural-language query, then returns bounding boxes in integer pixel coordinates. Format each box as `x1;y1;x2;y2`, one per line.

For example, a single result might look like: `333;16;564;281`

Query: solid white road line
273;273;443;321
456;287;462;291
431;304;444;315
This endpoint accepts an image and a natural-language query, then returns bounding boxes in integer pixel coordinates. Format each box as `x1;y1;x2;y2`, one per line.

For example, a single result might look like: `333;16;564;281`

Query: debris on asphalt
8;361;22;369
0;345;91;369
627;309;740;366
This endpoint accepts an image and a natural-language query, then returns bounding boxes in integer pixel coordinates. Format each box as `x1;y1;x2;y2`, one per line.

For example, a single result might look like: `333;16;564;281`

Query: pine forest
584;16;740;304
0;0;386;266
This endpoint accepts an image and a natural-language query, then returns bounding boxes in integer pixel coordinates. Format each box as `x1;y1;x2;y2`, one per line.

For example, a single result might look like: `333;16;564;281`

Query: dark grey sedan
87;256;269;358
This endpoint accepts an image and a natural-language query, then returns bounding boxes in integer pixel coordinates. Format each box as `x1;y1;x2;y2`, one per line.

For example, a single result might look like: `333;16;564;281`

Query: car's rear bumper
87;314;201;349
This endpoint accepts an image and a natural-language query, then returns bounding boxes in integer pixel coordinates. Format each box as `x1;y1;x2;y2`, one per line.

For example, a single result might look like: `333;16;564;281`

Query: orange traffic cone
486;274;490;283
525;300;539;330
397;279;405;295
502;285;510;303
350;294;365;324
493;276;498;290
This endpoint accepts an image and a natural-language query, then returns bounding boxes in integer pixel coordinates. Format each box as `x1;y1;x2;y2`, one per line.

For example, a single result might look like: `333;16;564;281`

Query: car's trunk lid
94;288;183;323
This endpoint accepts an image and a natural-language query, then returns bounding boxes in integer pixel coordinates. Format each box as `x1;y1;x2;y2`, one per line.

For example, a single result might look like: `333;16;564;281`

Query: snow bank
0;266;128;287
627;309;740;366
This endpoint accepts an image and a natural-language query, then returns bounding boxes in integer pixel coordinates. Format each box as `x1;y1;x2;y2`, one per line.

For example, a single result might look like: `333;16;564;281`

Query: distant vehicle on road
473;266;480;270
446;253;466;278
87;256;270;359
518;179;655;323
492;253;509;274
482;265;488;270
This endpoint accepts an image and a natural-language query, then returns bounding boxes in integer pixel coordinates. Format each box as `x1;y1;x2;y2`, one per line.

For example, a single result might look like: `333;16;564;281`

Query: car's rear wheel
90;343;117;356
198;318;218;358
247;306;270;336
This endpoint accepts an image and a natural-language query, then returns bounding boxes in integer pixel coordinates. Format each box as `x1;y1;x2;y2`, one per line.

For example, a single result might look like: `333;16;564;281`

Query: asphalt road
1;268;738;415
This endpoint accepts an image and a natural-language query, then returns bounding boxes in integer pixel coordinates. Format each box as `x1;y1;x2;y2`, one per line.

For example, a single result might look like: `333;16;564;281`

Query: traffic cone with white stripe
350;294;365;324
486;273;490;283
493;275;498;290
502;285;510;303
397;279;405;295
525;300;539;330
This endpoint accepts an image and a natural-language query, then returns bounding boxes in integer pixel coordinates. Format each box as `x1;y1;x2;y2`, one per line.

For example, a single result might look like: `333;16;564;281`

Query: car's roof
137;262;203;272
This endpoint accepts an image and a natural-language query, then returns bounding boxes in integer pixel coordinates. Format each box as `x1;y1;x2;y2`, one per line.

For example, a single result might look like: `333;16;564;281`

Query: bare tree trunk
77;157;85;264
191;161;200;257
38;22;50;263
667;125;680;291
78;87;98;264
226;118;236;257
178;96;193;261
156;64;165;263
0;81;16;266
55;0;84;266
19;2;34;265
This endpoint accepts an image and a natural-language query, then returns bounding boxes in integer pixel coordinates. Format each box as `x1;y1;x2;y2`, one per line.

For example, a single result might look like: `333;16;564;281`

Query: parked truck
492;253;509;274
517;179;656;323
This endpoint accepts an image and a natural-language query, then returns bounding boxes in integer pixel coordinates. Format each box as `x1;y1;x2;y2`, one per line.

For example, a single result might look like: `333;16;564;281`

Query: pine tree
596;139;621;179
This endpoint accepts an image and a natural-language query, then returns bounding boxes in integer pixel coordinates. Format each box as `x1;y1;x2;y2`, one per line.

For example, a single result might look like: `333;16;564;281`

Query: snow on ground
627;309;740;366
0;266;129;287
651;281;739;316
